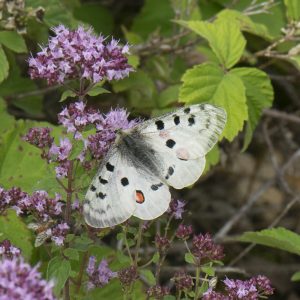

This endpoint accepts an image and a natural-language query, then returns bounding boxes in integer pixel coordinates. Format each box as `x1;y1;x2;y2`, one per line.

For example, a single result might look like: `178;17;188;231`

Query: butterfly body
84;104;227;228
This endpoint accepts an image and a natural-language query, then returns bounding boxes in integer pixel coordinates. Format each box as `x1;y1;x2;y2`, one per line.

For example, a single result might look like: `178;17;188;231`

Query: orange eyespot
135;190;145;204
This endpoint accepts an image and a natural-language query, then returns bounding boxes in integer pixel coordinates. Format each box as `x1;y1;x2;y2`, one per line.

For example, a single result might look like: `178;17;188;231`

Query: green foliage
47;256;71;296
0;46;9;83
0;209;33;260
0;31;27;53
179;62;248;141
284;0;300;21
239;227;300;256
179;19;246;68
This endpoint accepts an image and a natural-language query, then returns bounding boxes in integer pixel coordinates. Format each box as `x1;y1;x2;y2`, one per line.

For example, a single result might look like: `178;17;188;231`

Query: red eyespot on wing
135;190;145;204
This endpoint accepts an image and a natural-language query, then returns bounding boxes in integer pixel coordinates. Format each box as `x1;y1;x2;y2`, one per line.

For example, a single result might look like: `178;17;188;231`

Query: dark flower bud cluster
172;270;193;292
118;266;138;288
86;257;117;290
147;285;170;299
168;199;186;219
155;235;170;254
0;240;21;259
0;257;56;299
23;127;54;152
0;187;29;214
176;224;193;240
28;25;133;85
192;233;224;262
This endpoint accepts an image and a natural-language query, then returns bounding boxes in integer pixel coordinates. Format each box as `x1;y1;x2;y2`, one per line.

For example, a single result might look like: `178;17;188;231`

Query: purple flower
192;233;224;262
168;199;186;219
176;224;193;240
172;270;193;291
86;258;117;290
28;25;133;85
155;235;170;254
0;257;56;299
49;138;72;161
203;290;230;300
0;240;21;259
118;266;138;287
50;222;69;246
23;127;54;150
147;285;170;299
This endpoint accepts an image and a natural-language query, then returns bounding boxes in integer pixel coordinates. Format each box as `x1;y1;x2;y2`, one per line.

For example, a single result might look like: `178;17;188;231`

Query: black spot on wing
151;182;163;191
188;115;195;126
166;139;176;148
106;162;114;172
90;185;96;192
97;192;106;199
174;115;180;125
184;107;191;114
165;166;174;179
121;177;129;186
155;120;164;130
99;176;108;184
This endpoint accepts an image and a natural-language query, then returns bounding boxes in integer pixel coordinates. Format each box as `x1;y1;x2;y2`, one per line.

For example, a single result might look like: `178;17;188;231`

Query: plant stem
194;266;200;300
134;221;143;266
123;227;134;263
75;251;89;293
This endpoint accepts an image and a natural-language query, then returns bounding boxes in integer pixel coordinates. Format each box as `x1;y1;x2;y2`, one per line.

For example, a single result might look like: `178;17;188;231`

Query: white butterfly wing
140;104;226;160
138;104;226;189
83;148;136;228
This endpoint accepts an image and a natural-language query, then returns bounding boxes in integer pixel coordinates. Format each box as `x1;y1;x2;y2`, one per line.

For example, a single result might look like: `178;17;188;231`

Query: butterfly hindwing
83;148;136;228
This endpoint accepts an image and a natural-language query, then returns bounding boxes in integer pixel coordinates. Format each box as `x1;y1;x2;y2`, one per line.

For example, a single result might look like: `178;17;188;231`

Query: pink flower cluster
28;25;133;85
0;240;21;259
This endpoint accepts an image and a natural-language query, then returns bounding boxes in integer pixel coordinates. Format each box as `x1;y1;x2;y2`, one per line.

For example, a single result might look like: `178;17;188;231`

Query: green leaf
204;145;220;173
0;31;27;53
151;252;160;263
60;90;76;102
139;269;156;285
202;266;215;276
74;3;113;35
0;97;15;133
0;46;9;83
69;139;84;160
284;0;300;21
179;19;246;68
63;248;79;261
131;0;174;39
0;209;33;260
239;227;300;256
184;252;195;264
0;121;57;192
87;86;110;97
157;85;180;108
230;67;274;150
216;9;273;40
291;271;300;281
47;256;71;296
116;251;131;264
179;62;248;141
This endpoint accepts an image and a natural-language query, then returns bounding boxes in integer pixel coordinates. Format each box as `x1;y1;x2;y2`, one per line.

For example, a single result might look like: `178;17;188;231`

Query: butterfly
83;104;226;228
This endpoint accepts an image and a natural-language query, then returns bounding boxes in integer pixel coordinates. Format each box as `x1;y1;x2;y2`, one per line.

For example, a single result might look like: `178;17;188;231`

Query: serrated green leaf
157;85;180;108
47;256;71;296
184;252;195;264
69;139;84;160
284;0;300;21
0;209;33;260
291;271;300;281
0;31;27;53
217;9;273;40
179;19;246;68
239;227;300;256
64;248;79;261
60;90;76;102
0;46;9;83
87;86;110;97
139;269;156;285
230;67;273;150
179;62;248;141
